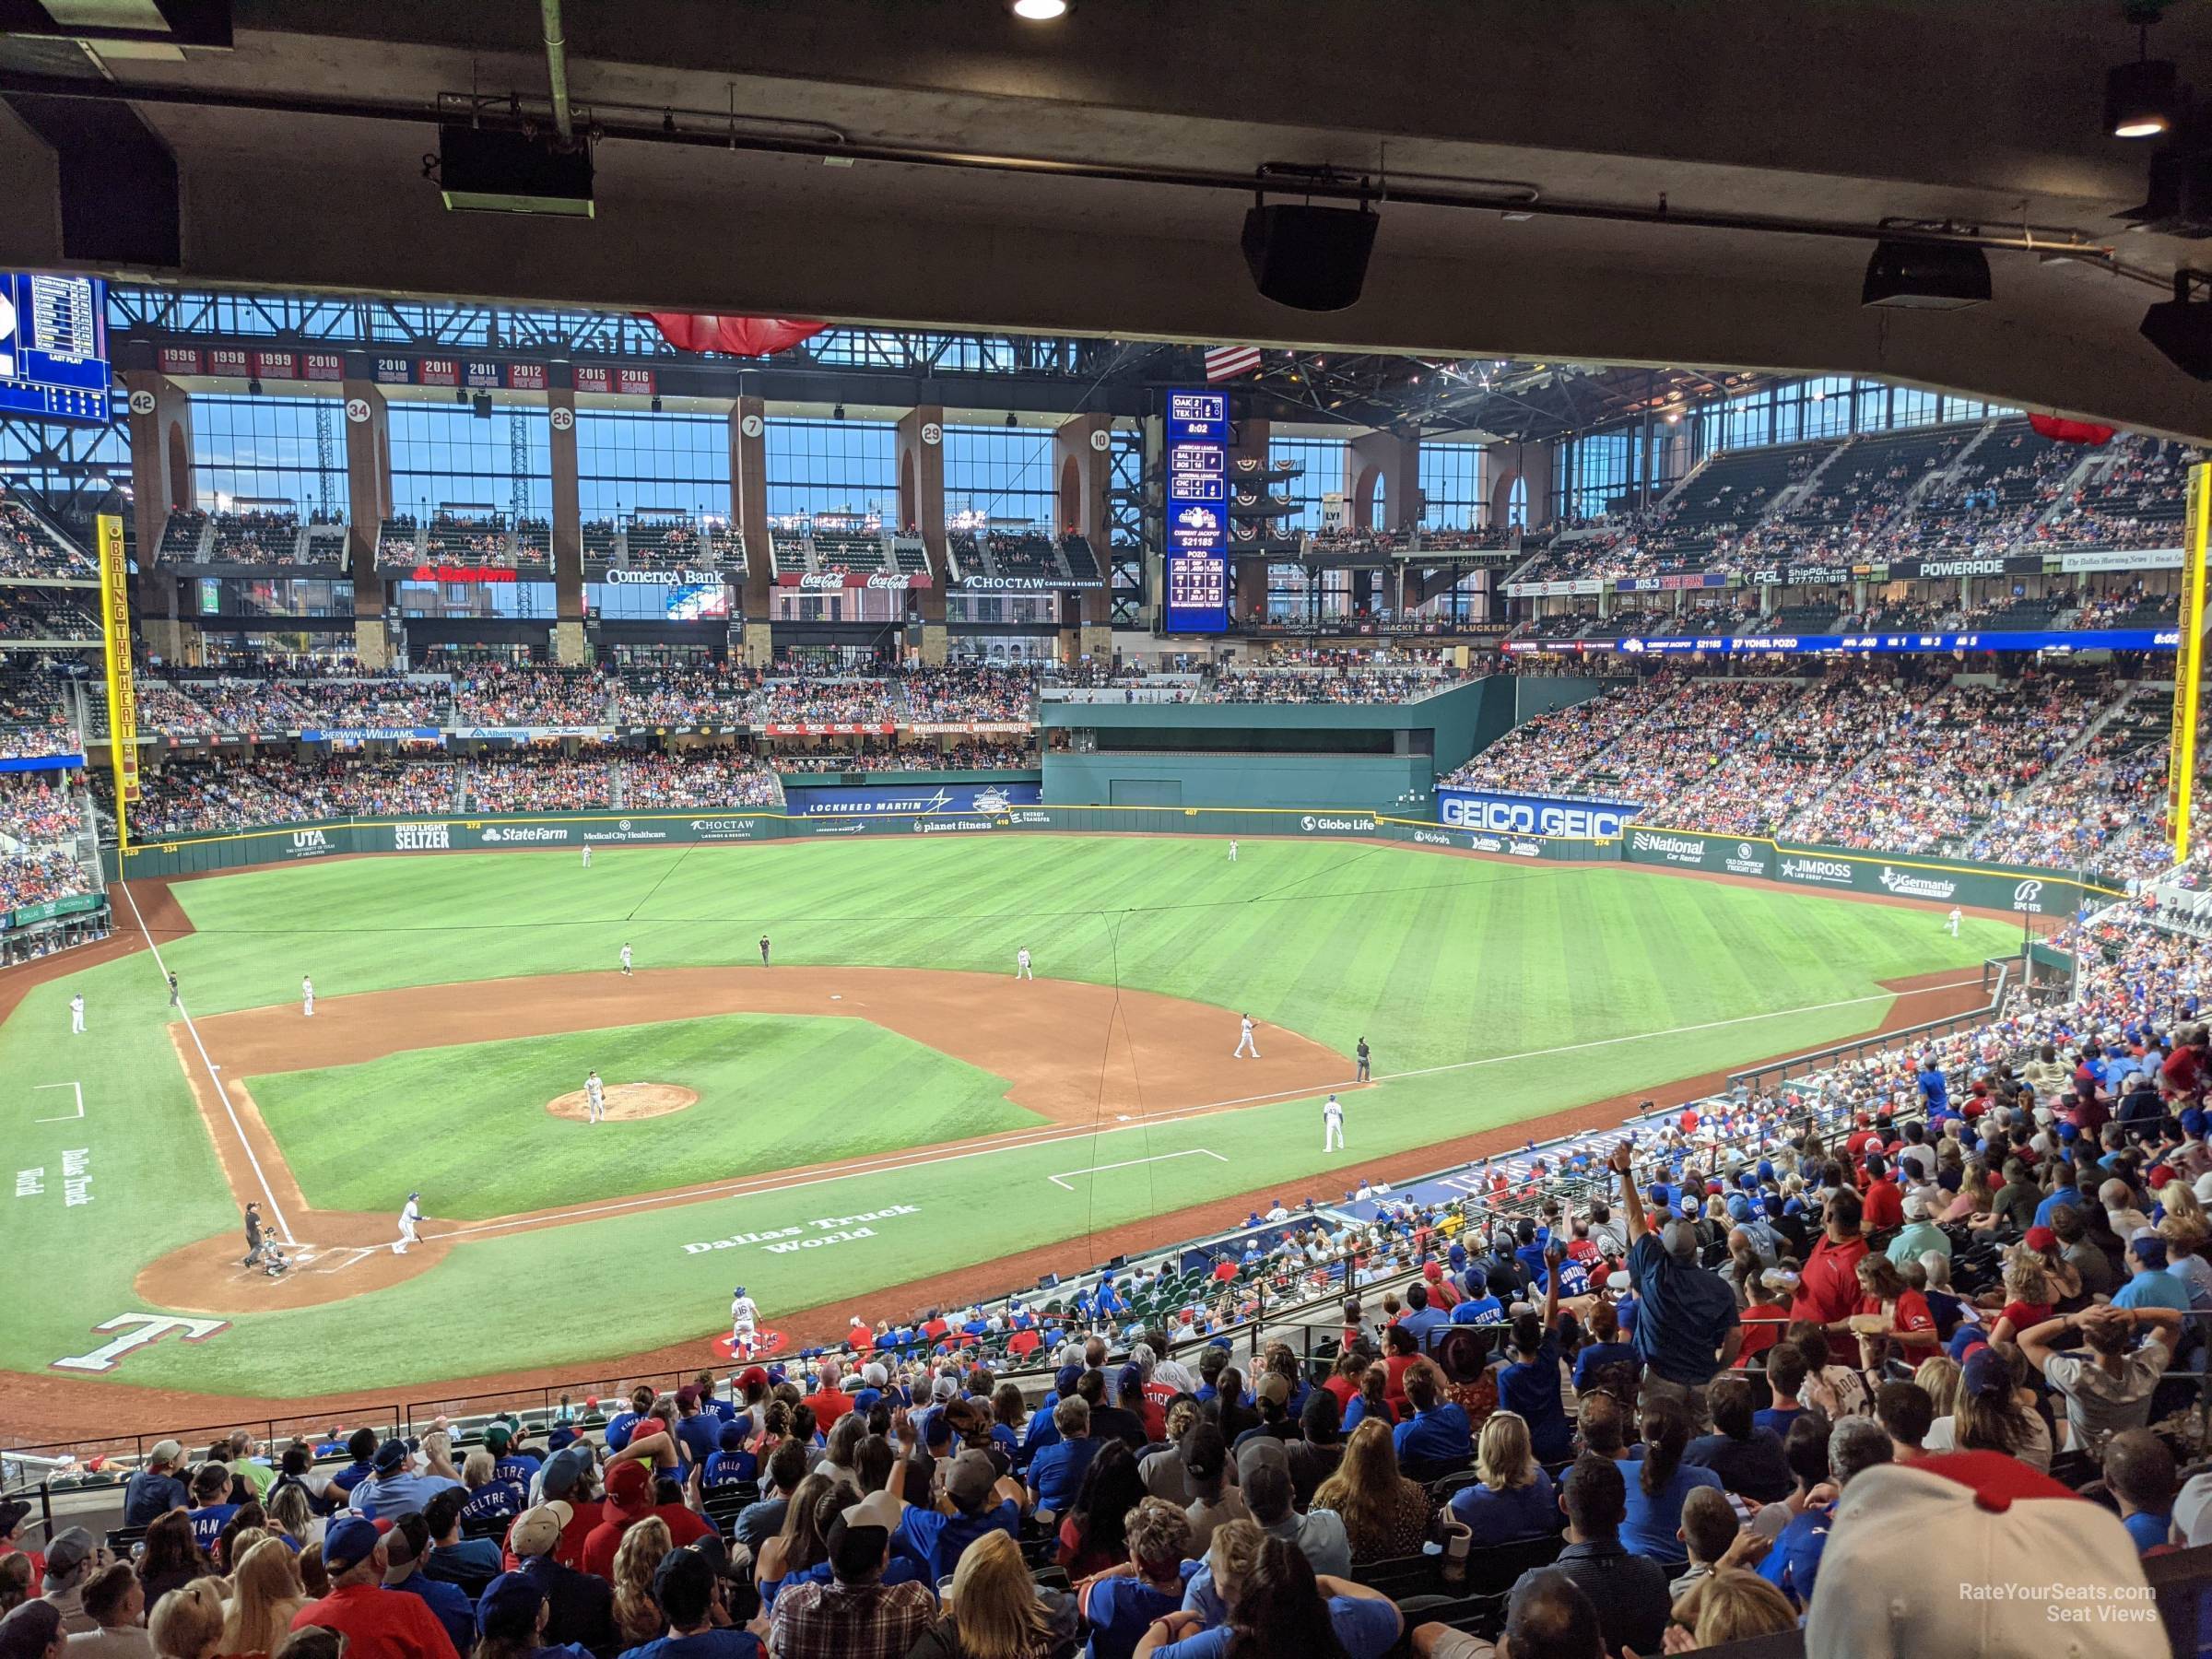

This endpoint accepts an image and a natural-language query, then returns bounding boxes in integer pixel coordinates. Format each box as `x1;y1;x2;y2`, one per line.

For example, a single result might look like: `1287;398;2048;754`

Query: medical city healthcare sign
1436;787;1641;841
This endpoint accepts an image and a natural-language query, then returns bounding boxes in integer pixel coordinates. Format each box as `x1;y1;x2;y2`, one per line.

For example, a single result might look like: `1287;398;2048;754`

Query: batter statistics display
1163;388;1230;632
0;272;110;425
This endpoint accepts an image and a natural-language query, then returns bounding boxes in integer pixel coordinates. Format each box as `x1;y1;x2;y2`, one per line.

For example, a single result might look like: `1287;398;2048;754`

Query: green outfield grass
246;1015;1036;1220
0;836;2018;1399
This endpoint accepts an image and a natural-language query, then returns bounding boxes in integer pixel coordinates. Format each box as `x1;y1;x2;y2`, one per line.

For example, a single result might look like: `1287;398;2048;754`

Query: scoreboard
1162;388;1230;632
0;272;110;426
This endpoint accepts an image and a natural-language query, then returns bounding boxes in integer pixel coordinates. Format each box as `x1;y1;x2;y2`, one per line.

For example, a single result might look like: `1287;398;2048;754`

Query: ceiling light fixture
2109;9;2182;139
1009;0;1068;18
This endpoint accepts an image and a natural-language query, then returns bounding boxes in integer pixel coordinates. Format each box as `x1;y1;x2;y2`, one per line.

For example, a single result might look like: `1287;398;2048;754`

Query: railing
1724;959;2010;1096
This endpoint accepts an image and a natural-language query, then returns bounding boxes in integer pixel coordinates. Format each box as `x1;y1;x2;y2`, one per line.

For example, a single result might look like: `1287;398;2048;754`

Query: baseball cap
835;1489;903;1535
540;1444;589;1500
1960;1346;2013;1400
735;1366;769;1393
717;1422;746;1452
946;1449;996;1510
604;1459;653;1517
508;1503;570;1558
482;1424;512;1453
1179;1429;1226;1483
0;1601;64;1659
1235;1435;1290;1488
372;1438;409;1473
475;1572;545;1639
1805;1453;2148;1659
675;1385;699;1412
2024;1225;2057;1253
2132;1236;2171;1272
42;1528;92;1582
650;1546;717;1612
148;1439;183;1466
931;1374;959;1403
0;1501;27;1539
1254;1372;1290;1407
324;1516;382;1574
1901;1193;1931;1220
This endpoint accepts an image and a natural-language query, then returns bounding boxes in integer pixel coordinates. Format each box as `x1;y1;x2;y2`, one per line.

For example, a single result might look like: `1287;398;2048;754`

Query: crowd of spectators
2036;435;2194;551
0;590;99;641
208;511;308;568
0;771;90;912
26;885;2212;1659
618;753;781;810
0;485;96;579
462;757;618;813
613;667;763;727
1197;665;1464;705
450;666;613;728
900;665;1038;724
772;742;1034;772
0;670;78;759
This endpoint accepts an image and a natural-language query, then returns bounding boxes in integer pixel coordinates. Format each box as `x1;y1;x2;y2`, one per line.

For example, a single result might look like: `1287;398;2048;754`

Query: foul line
1047;1148;1228;1190
120;881;299;1245
426;974;1979;1243
31;1081;84;1123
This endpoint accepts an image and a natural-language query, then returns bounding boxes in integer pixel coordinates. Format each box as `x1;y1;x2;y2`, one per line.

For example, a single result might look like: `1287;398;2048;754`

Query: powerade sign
1437;788;1641;840
782;781;1042;818
1162;388;1230;633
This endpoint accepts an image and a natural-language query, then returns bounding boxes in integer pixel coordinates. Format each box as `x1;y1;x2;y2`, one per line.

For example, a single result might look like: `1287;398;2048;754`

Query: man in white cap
1806;1452;2159;1658
508;1502;614;1654
122;1442;188;1527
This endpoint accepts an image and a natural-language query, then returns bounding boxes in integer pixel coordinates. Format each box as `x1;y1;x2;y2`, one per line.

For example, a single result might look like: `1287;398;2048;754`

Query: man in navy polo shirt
1390;1359;1471;1468
1611;1143;1740;1429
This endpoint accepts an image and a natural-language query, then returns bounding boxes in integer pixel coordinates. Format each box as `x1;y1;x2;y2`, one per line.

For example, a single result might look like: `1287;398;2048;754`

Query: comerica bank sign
1436;788;1641;841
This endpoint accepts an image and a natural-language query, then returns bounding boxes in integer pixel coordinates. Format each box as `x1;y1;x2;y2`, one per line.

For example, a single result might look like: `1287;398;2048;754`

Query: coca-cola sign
778;571;928;590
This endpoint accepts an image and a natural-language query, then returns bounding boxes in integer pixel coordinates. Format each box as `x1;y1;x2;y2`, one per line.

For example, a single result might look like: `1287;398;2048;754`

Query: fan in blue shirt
1391;1365;1472;1467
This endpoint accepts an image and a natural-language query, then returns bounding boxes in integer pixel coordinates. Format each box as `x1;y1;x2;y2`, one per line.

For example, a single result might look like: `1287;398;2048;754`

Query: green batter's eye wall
104;806;2118;919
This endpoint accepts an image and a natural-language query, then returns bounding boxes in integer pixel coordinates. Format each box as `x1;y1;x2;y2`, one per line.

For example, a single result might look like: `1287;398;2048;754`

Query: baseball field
0;833;2015;1425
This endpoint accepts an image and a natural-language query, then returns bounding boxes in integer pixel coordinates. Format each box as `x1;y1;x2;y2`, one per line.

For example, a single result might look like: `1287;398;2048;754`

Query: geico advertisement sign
1439;790;1638;840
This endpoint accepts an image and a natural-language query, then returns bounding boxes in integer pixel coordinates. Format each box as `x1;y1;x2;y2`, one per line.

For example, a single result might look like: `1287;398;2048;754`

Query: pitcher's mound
547;1083;699;1123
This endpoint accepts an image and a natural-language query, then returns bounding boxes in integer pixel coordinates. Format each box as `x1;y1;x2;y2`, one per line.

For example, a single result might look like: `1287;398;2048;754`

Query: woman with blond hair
2159;1179;2206;1228
258;1487;319;1554
907;1528;1072;1659
146;1581;225;1659
1912;1354;1962;1420
1310;1419;1434;1564
215;1540;303;1659
1983;1252;2055;1347
1443;1411;1559;1547
607;1517;671;1650
1669;1568;1798;1647
754;1474;841;1607
2159;1212;2212;1305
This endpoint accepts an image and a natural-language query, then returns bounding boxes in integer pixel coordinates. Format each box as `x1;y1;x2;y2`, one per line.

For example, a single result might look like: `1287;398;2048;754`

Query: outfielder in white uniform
1233;1013;1259;1059
730;1286;760;1357
1016;947;1033;981
582;844;592;869
301;976;314;1017
70;994;84;1034
1228;839;1238;863
585;1070;606;1124
619;944;633;977
1946;907;1961;937
393;1193;422;1255
1324;1092;1345;1150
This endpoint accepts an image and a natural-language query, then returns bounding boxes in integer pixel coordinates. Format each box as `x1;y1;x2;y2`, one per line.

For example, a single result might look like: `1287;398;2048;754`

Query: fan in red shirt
801;1359;855;1428
1860;1157;1905;1232
1733;1274;1794;1368
1844;1115;1881;1161
2164;1035;2206;1100
293;1517;460;1659
578;1459;713;1580
1790;1188;1870;1329
1849;1255;1938;1369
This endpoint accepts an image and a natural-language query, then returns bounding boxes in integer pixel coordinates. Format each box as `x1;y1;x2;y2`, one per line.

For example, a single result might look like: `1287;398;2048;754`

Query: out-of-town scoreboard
1162;389;1230;632
0;272;109;425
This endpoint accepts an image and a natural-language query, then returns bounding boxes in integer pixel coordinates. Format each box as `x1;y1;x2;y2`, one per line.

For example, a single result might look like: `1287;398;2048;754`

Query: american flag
1204;345;1263;382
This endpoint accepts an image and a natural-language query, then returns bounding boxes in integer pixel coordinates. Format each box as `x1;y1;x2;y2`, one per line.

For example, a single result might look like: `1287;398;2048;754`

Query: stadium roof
3;1;2210;439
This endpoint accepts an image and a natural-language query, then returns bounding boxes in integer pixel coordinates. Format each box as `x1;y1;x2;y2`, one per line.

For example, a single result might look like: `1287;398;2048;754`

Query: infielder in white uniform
1228;839;1239;863
1324;1092;1345;1151
70;993;84;1034
1946;906;1962;937
730;1285;760;1357
301;975;314;1017
1233;1013;1260;1059
1016;947;1033;981
619;943;633;977
585;1069;606;1124
582;844;592;869
393;1192;422;1255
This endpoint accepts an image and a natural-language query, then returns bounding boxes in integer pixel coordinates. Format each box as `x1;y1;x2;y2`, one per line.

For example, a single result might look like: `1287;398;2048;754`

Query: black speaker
439;123;594;218
2143;288;2212;379
1241;202;1378;312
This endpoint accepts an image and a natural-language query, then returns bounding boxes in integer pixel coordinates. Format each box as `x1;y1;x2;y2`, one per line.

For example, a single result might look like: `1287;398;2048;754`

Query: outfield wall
103;805;2116;916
